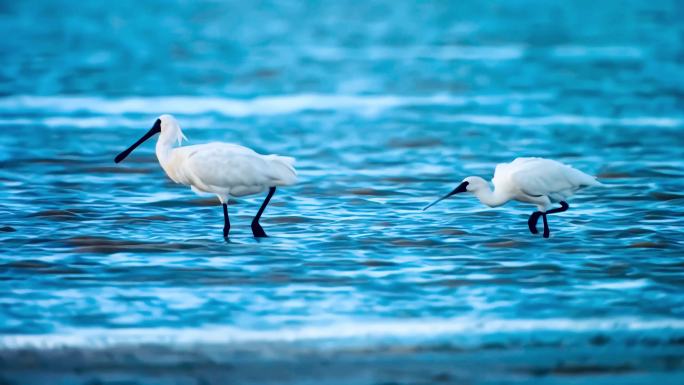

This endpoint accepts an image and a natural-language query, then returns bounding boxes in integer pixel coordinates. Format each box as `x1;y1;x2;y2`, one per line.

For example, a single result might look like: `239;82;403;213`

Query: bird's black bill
423;181;469;211
114;119;161;163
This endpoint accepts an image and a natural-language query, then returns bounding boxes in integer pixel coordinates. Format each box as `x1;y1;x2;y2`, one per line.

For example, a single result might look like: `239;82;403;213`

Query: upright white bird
423;157;602;238
114;115;297;238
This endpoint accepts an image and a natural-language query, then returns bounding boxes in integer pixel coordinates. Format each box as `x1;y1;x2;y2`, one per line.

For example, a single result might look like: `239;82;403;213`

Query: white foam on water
299;45;526;61
581;279;651;291
1;317;683;349
551;45;645;60
3;94;677;129
439;114;683;128
0;93;550;117
0;113;679;130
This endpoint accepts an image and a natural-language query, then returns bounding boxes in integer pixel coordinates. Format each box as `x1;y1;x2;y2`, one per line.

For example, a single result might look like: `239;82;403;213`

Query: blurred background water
1;0;683;384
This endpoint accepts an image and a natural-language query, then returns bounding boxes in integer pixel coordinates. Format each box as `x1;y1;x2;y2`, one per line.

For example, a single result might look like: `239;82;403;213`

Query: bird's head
114;115;186;163
460;176;488;193
158;114;187;146
423;176;488;211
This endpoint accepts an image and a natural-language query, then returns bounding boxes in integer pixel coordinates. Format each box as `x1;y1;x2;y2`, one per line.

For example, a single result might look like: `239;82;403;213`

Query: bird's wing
506;158;599;198
492;157;542;191
173;143;295;189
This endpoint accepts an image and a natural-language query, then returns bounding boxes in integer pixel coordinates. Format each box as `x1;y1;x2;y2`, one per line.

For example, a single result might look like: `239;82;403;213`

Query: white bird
114;114;297;238
423;157;602;238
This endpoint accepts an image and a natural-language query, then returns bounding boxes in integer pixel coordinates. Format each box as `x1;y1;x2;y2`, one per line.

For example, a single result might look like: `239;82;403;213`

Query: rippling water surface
1;1;683;384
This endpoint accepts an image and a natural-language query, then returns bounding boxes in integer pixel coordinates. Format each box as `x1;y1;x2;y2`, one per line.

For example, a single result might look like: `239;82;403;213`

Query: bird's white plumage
492;157;601;205
423;157;602;238
440;157;602;212
155;115;296;203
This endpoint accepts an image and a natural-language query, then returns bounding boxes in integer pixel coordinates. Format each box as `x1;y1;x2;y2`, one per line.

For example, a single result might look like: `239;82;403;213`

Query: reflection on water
1;0;683;384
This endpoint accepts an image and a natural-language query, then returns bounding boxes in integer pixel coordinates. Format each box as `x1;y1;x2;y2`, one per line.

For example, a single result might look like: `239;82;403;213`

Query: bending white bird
114;115;297;238
424;157;602;238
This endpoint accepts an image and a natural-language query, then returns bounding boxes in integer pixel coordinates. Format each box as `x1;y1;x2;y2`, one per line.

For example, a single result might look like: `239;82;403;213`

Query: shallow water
1;0;684;384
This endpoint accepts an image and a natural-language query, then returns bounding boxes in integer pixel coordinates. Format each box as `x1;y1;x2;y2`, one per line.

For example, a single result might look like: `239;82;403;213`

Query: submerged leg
542;214;550;238
251;187;276;238
528;212;543;234
222;203;230;238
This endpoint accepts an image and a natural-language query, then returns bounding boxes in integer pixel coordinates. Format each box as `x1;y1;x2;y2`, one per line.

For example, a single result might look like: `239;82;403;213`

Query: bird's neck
155;127;186;169
473;185;509;208
155;138;176;172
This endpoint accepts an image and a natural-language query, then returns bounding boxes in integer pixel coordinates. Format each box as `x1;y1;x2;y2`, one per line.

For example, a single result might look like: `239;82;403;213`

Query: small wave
298;45;526;61
2;317;683;349
580;279;651;290
439;114;683;128
0;93;551;118
2;113;678;130
551;45;645;60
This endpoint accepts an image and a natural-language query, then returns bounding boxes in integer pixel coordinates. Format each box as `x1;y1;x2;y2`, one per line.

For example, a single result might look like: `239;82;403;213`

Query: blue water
1;0;684;384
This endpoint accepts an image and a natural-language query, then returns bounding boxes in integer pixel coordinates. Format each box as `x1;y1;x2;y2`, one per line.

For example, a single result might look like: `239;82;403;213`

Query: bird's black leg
528;212;543;234
546;201;569;215
542;213;550;238
251;187;276;238
540;202;569;239
222;203;230;238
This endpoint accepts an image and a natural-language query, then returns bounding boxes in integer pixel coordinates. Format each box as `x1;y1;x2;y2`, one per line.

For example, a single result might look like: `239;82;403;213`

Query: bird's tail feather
587;175;604;187
267;155;297;185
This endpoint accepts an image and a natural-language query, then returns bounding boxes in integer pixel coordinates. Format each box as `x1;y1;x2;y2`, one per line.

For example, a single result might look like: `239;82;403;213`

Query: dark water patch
380;176;427;183
0;226;16;232
596;172;633;179
604;264;633;276
437;228;468;236
113;214;179;224
360;259;397;267
628;242;668;249
472;211;502;218
429;279;472;287
484;240;526;248
0;260;55;269
517;363;635;376
64;236;202;254
104;266;134;274
590;334;611;346
85;166;153;174
169;266;226;274
389;238;442;247
0;260;84;275
524;264;564;272
51;181;85;189
41;266;86;275
604;194;653;202
650;192;684;201
642;168;684;178
139;215;176;221
348;198;373;206
71;260;101;267
612;227;656;237
112;155;157;164
644;211;681;220
269;216;317;224
347;188;400;197
387;137;443;148
28;210;81;220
